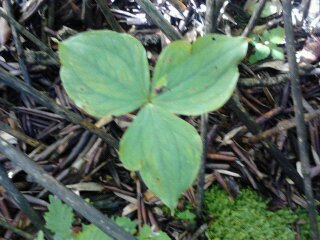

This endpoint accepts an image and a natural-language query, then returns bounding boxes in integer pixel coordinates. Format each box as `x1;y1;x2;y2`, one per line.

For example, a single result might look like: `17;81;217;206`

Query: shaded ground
0;0;320;239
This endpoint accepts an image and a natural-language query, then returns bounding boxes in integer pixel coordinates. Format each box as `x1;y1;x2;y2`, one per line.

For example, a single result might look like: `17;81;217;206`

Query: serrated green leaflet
151;34;248;115
59;30;150;117
138;225;171;240
119;104;202;209
45;196;74;240
76;225;111;240
113;217;137;234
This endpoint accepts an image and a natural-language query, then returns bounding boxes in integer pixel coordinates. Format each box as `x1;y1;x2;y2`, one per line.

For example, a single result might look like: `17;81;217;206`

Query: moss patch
204;186;319;240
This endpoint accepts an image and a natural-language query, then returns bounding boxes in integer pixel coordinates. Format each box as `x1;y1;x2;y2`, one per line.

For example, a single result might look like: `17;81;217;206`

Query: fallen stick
0;136;135;240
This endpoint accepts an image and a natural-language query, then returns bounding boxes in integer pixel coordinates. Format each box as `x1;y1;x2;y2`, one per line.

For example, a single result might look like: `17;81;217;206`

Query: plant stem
196;0;224;219
196;113;208;219
282;0;319;239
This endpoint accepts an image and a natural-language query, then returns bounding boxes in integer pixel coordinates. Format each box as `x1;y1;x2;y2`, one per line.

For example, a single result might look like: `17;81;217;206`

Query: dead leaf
298;37;320;64
66;182;105;192
0;8;11;46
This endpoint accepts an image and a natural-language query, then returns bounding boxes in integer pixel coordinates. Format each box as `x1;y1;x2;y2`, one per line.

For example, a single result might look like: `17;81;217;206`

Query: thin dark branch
282;0;319;239
0;8;58;63
0;122;46;148
246;108;320;142
204;0;224;33
227;94;304;192
242;0;266;37
0;70;119;149
0;164;53;239
48;0;55;29
134;0;182;41
0;216;34;240
3;0;34;109
238;66;317;87
95;0;125;33
196;0;223;219
190;224;208;240
0;137;135;240
196;113;208;219
238;74;289;87
4;0;31;85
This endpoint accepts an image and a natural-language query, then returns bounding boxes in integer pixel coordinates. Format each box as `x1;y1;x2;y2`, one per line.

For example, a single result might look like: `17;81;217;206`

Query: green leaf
45;196;74;240
76;224;111;240
138;225;153;240
176;209;196;221
119;104;202;209
261;1;278;18
113;217;137;234
261;31;271;43
35;231;45;240
248;54;258;64
151;34;248;115
270;44;285;60
138;225;171;240
152;41;191;93
155;231;171;240
268;27;285;44
59;30;150;117
245;0;278;18
252;43;271;62
249;33;260;43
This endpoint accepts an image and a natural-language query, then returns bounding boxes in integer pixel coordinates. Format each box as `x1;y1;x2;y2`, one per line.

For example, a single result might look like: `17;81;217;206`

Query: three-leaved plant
59;30;247;211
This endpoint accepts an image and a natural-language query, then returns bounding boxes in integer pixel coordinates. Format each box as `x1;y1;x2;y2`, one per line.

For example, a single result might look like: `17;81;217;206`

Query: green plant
204;186;297;240
176;209;196;222
249;26;285;63
294;208;320;239
59;30;247;210
35;195;170;240
138;225;170;240
44;195;74;240
245;0;280;18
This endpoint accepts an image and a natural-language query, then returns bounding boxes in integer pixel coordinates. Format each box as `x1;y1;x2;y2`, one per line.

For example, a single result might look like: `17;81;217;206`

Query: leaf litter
0;0;320;239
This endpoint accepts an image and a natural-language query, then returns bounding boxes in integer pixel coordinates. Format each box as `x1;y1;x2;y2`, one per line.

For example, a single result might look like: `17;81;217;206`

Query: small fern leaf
44;196;74;240
76;224;111;240
138;225;171;240
113;216;137;234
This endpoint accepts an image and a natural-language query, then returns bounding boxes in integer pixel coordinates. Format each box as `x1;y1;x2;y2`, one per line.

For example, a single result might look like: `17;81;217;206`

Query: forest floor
0;0;320;239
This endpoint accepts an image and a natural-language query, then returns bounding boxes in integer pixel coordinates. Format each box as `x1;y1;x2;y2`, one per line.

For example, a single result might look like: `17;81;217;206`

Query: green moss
294;208;320;239
204;186;297;240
